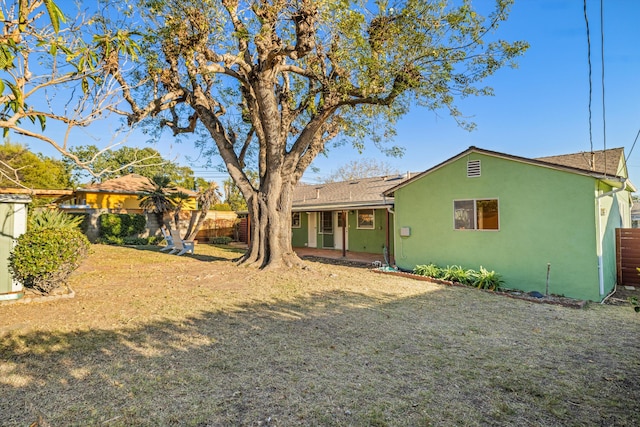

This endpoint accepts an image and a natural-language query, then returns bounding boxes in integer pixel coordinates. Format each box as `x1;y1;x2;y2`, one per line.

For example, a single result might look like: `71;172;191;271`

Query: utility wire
625;129;640;165
583;0;594;156
600;0;607;174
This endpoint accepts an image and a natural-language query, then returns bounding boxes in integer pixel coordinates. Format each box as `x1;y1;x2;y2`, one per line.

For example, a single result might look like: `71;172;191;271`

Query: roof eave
383;146;632;196
292;200;393;212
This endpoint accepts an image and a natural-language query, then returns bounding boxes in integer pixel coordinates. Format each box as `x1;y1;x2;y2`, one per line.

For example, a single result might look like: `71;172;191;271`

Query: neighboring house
289;175;410;257
631;201;640;228
59;174;198;241
63;174;198;212
384;146;635;302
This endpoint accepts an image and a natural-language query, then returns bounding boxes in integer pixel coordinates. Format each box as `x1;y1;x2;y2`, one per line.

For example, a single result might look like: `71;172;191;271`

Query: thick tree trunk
238;174;303;269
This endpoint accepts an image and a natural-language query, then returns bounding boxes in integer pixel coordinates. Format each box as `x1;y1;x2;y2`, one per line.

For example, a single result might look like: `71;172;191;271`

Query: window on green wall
357;209;374;229
291;212;301;228
454;199;499;230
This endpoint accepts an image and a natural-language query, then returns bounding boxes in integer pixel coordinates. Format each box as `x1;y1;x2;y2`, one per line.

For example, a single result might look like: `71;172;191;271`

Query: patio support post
385;209;390;258
342;211;347;258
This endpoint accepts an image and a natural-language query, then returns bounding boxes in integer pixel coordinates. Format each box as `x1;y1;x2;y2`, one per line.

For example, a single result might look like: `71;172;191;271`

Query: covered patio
294;247;389;266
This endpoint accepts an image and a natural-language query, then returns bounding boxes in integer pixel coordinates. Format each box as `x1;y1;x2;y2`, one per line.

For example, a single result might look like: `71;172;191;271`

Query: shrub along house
289;175;410;259
384;146;634;302
59;174;198;241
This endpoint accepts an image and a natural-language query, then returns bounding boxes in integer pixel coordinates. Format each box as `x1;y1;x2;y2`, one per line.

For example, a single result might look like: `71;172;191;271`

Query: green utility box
0;194;30;301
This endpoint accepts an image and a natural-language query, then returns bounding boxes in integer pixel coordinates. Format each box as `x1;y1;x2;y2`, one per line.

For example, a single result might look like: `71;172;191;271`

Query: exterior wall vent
467;160;481;177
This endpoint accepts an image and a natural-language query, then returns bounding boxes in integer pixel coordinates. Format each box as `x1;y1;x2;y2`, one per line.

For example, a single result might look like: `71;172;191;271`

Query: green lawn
1;244;638;426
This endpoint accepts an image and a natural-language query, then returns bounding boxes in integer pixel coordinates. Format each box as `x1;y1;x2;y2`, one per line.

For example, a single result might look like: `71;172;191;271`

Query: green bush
101;236;160;246
413;264;443;278
210;236;232;244
471;266;504;291
9;228;90;295
99;213;146;239
441;265;475;285
123;236;156;245
98;235;124;245
212;203;232;211
413;262;504;291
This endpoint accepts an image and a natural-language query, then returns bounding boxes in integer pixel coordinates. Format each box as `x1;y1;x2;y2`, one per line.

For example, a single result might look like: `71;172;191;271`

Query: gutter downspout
386;205;395;267
596;178;627;299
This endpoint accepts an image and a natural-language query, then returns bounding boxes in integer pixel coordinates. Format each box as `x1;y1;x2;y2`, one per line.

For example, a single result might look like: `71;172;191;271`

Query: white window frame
453;199;500;231
291;212;301;228
319;211;333;234
357;209;375;229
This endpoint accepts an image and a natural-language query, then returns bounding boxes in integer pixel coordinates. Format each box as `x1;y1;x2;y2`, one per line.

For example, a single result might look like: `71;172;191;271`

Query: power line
600;0;607;172
583;0;594;155
626;129;640;164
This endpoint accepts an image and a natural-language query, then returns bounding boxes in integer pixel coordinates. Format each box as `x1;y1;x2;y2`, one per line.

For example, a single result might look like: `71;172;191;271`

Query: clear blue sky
16;0;640;189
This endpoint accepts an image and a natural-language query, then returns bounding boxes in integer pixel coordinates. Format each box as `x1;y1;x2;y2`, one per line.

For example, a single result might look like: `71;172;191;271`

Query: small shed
0;194;31;300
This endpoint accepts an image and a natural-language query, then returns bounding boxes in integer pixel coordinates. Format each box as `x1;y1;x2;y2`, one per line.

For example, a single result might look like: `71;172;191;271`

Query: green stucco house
384;147;635;302
290;175;410;258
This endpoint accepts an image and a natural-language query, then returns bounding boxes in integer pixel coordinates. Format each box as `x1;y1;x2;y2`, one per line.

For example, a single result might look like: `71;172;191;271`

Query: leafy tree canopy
0;140;72;189
0;0;148;182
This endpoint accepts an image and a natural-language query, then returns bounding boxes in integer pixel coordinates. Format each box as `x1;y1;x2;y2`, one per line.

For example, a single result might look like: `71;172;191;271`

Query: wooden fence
616;228;640;286
193;211;239;242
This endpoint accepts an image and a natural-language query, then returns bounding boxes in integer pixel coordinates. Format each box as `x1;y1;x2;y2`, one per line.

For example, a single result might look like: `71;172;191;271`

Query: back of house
385;147;634;302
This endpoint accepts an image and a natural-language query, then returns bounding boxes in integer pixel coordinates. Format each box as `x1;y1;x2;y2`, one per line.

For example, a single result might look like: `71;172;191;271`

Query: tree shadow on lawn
123;244;245;263
1;289;638;427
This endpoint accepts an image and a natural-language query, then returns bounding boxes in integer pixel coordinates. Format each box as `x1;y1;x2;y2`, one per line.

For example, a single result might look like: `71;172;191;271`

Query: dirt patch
300;255;373;268
605;285;640;307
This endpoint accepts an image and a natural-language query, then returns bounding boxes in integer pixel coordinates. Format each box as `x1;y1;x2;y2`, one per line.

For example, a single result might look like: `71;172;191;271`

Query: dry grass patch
1;244;639;426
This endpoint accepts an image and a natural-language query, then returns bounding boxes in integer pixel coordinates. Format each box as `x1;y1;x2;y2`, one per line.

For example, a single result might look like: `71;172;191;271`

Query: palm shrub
471;267;504;290
9;228;90;295
441;265;476;285
138;175;175;227
413;264;443;278
210;236;232;245
29;209;84;231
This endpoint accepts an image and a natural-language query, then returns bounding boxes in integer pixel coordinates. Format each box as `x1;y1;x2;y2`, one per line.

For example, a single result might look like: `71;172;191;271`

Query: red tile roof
77;174;197;196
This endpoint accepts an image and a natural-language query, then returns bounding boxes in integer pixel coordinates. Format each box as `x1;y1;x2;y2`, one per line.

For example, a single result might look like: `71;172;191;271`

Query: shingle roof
77;174;197;196
535;147;625;177
292;174;410;210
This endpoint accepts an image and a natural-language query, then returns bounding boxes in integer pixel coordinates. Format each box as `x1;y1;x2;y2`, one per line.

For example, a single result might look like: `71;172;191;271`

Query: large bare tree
80;0;528;267
324;158;400;183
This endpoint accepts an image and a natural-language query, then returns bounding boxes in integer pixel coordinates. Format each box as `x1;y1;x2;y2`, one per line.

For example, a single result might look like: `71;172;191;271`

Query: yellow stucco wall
84;192;197;211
